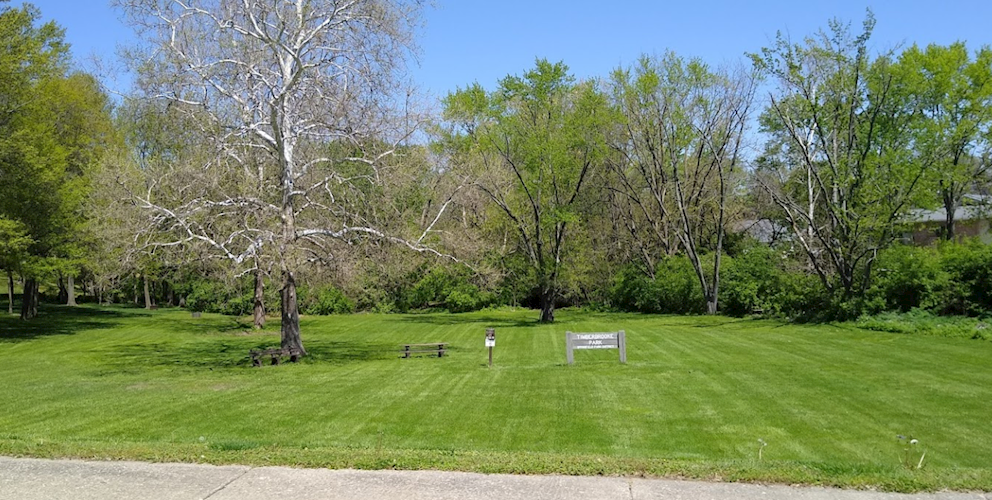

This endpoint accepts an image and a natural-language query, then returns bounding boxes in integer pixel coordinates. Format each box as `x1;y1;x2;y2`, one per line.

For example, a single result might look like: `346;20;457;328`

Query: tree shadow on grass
302;340;404;364
97;338;400;373
158;316;262;337
398;314;543;329
0;305;125;343
680;316;751;328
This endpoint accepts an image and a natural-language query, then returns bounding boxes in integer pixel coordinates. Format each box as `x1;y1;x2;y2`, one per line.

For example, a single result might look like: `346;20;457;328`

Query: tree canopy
0;2;113;318
441;59;610;322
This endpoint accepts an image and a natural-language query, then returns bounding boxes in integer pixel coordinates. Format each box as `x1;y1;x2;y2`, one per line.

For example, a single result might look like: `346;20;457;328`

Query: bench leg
252;358;261;367
271;356;280;365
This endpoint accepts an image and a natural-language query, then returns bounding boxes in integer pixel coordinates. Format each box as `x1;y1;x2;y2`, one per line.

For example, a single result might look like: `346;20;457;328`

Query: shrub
771;271;827;320
406;266;455;310
610;266;657;313
720;246;783;316
445;284;482;313
218;292;254;316
182;280;222;313
181;279;253;315
299;285;355;315
655;256;705;314
871;245;949;313
610;257;703;314
489;253;535;308
402;265;489;313
939;241;992;316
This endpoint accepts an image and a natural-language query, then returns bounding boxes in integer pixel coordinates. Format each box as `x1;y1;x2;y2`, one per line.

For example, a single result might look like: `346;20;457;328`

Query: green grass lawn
1;304;990;492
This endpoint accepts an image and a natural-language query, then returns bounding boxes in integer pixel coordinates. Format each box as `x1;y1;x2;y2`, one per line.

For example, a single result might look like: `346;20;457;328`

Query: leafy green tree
0;2;113;318
750;13;930;306
0;217;32;314
608;54;756;314
442;60;610;322
892;42;992;240
0;1;66;318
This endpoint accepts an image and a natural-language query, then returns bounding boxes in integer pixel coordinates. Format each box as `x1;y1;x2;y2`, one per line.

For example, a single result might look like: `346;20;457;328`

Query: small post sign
566;330;626;365
485;328;496;367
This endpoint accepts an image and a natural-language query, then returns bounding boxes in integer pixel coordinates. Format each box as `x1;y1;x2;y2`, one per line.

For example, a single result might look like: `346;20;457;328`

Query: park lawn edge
1;437;989;493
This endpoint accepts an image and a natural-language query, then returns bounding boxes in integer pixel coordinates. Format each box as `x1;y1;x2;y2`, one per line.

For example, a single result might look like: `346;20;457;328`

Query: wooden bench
400;342;447;358
250;347;303;366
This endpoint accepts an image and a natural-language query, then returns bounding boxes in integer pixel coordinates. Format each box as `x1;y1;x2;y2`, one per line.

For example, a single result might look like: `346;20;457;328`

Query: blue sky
24;0;992;99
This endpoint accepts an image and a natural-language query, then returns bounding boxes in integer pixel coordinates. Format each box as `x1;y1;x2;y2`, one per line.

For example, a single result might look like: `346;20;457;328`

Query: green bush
657;257;705;314
489;253;535;308
219;292;254;316
871;245;949;313
299;285;355;315
181;279;253;316
445;284;482;313
771;271;827;320
402;265;489;313
610;266;657;313
610;256;703;314
939;241;992;316
406;266;455;310
182;280;220;313
720;247;783;316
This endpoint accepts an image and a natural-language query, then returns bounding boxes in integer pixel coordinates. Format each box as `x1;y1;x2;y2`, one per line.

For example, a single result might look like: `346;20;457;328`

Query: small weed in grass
897;435;926;470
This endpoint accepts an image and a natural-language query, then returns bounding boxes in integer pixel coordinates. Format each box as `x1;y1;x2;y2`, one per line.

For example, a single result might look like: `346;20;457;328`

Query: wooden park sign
565;330;626;364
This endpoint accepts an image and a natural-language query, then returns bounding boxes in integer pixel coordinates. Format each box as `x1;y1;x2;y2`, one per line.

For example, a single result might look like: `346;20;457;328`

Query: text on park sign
566;330;626;364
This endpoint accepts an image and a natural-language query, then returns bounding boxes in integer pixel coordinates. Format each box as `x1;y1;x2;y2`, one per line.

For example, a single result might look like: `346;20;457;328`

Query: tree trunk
57;274;68;304
7;272;13;315
20;278;38;320
143;275;152;309
706;294;718;315
706;257;721;315
66;274;77;307
253;270;265;329
539;286;555;323
280;271;305;354
943;194;956;241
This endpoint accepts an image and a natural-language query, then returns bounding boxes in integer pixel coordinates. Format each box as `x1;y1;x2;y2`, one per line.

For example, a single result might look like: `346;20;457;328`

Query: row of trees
437;13;991;323
3;2;991;356
753;15;992;302
0;1;114;319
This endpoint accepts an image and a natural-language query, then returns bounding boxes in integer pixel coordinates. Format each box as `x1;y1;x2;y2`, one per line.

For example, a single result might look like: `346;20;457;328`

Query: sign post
485;328;496;368
566;330;626;365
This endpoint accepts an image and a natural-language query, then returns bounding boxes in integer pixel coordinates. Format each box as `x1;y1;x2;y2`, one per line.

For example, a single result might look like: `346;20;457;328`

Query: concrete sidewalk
0;456;987;500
